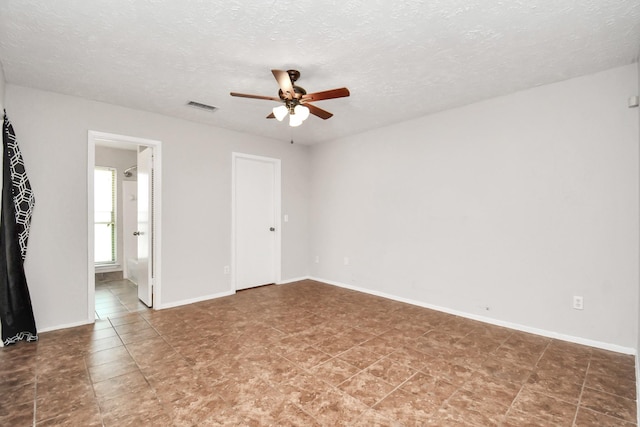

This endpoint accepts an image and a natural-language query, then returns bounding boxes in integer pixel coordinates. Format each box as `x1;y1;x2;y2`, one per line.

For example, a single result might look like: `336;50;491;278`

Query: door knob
269;227;275;231
133;231;142;236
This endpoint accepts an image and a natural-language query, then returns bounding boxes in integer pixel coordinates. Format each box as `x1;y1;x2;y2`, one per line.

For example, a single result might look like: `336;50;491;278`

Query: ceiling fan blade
230;92;281;102
305;103;333;120
266;112;275;119
272;69;294;100
301;87;350;102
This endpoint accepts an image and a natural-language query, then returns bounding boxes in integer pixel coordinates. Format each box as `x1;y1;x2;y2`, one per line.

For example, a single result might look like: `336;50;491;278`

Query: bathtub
126;258;139;285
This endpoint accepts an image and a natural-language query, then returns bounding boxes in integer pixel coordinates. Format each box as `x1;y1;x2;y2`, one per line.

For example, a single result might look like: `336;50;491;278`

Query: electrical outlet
314;256;320;264
344;257;349;265
223;265;230;275
573;296;583;310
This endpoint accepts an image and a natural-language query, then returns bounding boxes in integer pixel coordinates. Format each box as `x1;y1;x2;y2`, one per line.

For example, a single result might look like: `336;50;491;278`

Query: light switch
284;214;289;222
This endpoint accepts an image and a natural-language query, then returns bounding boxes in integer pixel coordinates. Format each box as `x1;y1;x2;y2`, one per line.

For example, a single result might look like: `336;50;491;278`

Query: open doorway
87;131;162;323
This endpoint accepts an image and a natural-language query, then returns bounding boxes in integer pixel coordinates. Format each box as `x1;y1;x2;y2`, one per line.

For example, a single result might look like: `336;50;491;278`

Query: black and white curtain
0;111;37;346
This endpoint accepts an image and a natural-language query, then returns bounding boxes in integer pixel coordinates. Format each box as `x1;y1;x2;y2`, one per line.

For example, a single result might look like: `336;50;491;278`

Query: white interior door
136;147;153;306
121;181;138;282
234;155;279;290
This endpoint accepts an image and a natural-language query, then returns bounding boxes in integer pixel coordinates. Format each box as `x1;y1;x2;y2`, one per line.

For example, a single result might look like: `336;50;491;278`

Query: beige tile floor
0;279;636;426
94;277;150;319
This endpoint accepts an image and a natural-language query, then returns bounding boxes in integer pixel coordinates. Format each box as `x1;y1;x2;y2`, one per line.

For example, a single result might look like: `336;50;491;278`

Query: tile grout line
83;352;106;426
571;357;590;427
304;332;418;421
502;338;551;423
32;365;37;427
101;315;174;425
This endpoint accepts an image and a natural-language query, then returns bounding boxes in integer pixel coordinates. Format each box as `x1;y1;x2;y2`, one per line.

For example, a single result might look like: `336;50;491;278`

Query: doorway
88;131;162;323
232;153;281;290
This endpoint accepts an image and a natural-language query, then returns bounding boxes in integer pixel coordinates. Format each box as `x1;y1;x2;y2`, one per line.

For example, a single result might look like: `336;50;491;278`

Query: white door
122;181;138;282
136;147;153;306
234;154;280;290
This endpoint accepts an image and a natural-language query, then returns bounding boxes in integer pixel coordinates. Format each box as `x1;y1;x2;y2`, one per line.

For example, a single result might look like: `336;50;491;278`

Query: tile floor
0;279;636;426
94;277;150;319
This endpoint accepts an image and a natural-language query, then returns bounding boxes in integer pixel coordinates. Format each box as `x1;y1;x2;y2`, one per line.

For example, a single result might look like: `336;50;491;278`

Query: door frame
231;152;281;291
87;131;163;322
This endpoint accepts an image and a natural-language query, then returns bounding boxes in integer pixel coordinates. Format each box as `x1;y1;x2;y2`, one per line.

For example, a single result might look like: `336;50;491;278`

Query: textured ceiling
0;1;638;145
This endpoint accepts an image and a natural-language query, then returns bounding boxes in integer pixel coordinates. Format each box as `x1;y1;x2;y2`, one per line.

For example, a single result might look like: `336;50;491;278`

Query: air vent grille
186;101;218;112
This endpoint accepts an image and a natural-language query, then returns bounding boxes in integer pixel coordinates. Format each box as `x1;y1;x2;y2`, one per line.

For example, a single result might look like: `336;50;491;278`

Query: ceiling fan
230;69;350;127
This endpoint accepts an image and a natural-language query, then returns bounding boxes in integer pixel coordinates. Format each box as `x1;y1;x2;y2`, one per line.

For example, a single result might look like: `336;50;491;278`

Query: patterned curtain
0;111;37;346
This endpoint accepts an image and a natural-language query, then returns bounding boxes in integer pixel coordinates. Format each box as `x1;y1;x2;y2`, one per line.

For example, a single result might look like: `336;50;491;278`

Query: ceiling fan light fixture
294;104;310;121
273;105;288;121
289;113;303;127
230;69;350;126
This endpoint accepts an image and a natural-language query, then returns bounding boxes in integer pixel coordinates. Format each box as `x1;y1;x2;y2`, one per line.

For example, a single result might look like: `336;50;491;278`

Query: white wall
0;61;5;111
94;146;137;273
4;64;638;350
636;57;640;424
5;85;310;331
310;64;639;350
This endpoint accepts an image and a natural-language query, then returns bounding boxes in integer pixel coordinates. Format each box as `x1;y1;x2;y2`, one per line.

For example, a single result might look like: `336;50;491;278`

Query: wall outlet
314;256;320;264
573;296;583;310
344;257;349;265
223;265;230;275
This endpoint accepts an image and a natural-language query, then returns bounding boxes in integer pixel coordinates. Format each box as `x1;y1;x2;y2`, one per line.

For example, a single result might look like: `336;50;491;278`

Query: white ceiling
0;1;638;145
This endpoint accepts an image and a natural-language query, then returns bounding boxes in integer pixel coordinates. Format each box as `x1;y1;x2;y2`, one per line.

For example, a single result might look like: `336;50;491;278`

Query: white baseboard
157;289;235;310
38;290;236;332
39;318;94;333
278;276;311;285
36;277;637;357
310;276;636;356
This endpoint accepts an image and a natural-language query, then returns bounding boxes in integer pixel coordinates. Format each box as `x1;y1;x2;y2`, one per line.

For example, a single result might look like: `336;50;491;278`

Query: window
94;167;116;264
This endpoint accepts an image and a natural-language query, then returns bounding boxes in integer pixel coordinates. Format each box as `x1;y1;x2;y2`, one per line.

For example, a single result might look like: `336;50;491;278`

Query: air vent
186;101;218;112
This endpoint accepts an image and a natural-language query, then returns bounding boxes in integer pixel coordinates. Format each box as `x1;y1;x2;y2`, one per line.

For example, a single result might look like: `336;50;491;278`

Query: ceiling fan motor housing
280;71;306;113
279;86;307;101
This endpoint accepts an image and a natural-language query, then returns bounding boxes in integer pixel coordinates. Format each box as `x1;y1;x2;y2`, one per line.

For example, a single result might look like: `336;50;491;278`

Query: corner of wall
636;57;640;427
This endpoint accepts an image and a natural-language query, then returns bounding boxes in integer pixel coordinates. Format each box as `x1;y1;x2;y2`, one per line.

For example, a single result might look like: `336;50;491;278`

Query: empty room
0;1;639;425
